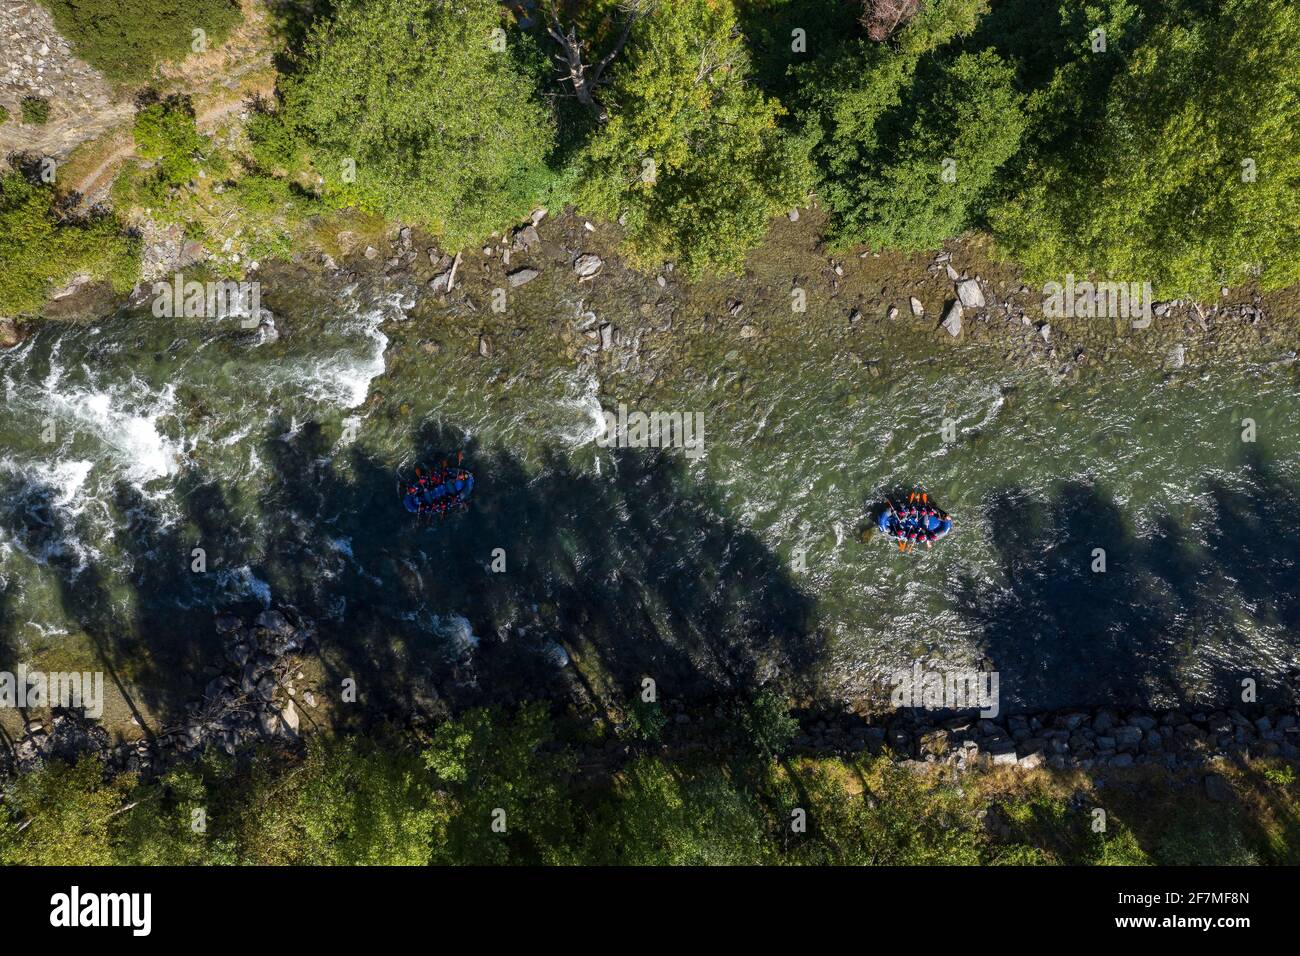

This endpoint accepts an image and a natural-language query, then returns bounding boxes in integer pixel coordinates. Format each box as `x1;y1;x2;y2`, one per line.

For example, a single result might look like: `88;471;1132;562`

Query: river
2;227;1298;725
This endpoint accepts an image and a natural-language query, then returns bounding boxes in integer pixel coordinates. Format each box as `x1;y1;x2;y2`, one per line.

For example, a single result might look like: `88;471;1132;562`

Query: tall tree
279;0;558;249
990;0;1300;298
795;0;1025;251
577;0;813;277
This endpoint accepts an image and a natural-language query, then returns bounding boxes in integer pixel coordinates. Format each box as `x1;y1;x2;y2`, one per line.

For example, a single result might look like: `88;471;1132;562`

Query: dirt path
1;0;275;203
69;89;271;206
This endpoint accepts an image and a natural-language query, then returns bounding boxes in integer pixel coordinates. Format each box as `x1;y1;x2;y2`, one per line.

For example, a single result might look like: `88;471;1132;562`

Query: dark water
2;265;1298;721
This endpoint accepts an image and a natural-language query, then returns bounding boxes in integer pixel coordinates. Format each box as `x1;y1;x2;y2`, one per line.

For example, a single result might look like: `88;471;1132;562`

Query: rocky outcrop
786;704;1300;773
0;606;316;778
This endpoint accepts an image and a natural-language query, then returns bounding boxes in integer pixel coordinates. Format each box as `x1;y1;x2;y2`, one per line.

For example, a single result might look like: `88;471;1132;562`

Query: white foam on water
555;374;605;447
319;290;407;408
40;376;184;486
213;565;273;608
0;457;94;510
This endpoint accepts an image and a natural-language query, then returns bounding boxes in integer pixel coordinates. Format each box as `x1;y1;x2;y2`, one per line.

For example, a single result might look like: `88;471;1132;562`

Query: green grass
20;96;50;125
40;0;243;86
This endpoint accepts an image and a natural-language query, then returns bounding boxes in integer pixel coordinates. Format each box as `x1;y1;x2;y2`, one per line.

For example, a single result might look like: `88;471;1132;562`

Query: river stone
956;278;985;308
507;267;539;287
1166;343;1186;369
280;700;300;734
1113;726;1143;748
1204;773;1233;802
478;335;492;357
909;296;924;316
256;609;290;635
599;323;614;349
574;254;603;278
940;301;963;337
511;224;540;251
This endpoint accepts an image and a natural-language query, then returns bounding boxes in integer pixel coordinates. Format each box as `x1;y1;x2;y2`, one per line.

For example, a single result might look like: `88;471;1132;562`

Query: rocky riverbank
0;606;317;778
3;604;1296;785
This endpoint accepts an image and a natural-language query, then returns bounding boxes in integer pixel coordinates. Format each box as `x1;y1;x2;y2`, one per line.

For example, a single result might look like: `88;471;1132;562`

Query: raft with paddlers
876;489;953;552
399;452;474;519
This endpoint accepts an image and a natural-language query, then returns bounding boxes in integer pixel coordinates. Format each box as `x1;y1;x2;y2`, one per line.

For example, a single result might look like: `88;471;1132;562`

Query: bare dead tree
545;1;647;119
860;0;922;42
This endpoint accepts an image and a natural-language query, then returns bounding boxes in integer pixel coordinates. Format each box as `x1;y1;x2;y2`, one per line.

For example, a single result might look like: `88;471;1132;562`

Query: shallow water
2;260;1298;719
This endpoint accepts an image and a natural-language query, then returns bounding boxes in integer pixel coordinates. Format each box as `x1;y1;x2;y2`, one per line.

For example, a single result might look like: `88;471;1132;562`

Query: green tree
0;758;134;866
112;761;235;865
233;737;438;865
423;704;577;864
578;0;813;277
796;0;1025;250
585;758;769;864
0;171;139;316
278;0;558;249
41;0;243;86
990;0;1300;299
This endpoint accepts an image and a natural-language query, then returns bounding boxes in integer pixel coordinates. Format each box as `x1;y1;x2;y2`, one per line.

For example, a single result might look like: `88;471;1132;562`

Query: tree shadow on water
0;415;820;729
254;416;823;716
955;451;1300;713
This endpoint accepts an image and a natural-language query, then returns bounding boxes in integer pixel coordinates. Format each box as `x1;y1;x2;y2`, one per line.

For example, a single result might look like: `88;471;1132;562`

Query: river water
2;252;1298;721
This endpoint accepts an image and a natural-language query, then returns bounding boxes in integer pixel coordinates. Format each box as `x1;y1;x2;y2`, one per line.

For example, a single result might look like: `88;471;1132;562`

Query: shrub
733;689;799;757
584;758;770;865
41;0;243;85
624;696;668;742
0;171;140;315
133;99;206;187
20;95;50;125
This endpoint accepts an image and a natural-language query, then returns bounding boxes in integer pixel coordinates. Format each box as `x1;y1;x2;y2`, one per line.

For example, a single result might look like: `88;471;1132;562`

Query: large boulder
956;278;985;308
507;267;539;287
1204;773;1234;802
940;301;963;337
573;254;603;279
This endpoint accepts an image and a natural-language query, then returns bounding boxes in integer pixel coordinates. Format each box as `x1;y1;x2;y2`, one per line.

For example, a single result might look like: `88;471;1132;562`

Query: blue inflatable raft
877;510;952;538
400;461;474;516
876;495;953;546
